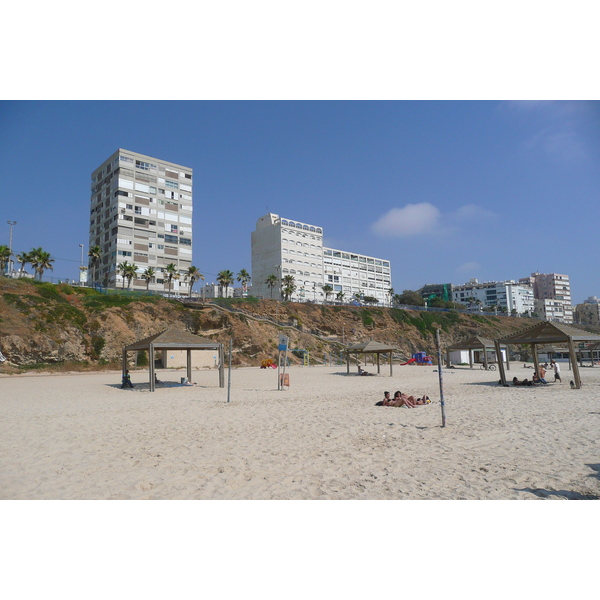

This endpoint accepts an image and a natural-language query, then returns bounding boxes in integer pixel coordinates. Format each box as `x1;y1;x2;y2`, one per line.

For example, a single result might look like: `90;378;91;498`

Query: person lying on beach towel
376;390;431;407
512;377;533;386
374;391;391;406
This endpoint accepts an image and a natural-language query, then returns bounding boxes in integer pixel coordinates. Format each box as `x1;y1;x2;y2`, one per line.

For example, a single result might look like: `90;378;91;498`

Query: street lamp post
7;220;16;276
78;244;88;286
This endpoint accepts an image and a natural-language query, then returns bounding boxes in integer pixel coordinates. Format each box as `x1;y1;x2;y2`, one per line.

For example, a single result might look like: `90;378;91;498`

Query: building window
164;234;178;244
165;180;178;189
180;238;191;246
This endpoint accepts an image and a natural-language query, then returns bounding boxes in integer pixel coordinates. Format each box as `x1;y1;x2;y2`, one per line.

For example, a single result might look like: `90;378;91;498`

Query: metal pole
435;329;447;428
227;338;232;402
7;220;16;275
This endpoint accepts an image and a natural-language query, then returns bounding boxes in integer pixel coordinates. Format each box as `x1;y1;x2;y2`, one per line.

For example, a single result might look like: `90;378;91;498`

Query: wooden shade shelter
445;335;509;370
122;329;224;392
494;321;600;389
345;340;397;376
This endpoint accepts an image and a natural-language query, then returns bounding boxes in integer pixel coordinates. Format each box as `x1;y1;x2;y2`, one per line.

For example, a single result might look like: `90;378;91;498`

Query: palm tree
217;269;235;298
16;251;32;277
322;284;333;304
237;268;251;296
88;245;102;286
265;274;278;300
164;263;178;297
336;290;345;303
29;247;54;281
124;263;139;290
387;287;395;307
142;267;156;291
282;274;296;301
117;261;131;288
185;266;204;297
0;245;12;275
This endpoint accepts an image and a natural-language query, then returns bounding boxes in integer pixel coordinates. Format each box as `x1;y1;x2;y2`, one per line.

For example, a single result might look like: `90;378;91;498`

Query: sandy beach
1;363;599;500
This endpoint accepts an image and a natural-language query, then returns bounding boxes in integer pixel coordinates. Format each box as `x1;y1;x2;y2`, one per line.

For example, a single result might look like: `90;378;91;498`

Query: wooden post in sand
435;329;446;428
227;338;232;403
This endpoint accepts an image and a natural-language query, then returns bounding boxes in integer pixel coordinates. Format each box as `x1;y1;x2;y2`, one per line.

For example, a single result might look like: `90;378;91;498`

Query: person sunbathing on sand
512;376;533;386
385;390;431;407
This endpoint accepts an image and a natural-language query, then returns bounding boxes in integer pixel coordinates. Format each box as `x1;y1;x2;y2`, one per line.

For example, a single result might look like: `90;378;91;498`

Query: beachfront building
251;213;392;304
452;279;535;314
519;272;573;323
89;149;193;292
201;283;234;299
575;296;600;327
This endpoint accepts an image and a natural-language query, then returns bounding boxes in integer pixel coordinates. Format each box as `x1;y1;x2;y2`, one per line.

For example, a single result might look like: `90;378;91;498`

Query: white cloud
457;261;480;274
370;202;496;239
370;203;441;237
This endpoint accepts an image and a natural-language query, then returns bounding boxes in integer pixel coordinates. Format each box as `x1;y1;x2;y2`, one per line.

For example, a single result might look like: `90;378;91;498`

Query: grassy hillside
0;278;541;372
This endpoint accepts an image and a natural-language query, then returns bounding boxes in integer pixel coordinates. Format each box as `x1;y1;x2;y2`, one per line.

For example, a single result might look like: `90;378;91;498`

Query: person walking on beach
121;370;134;389
551;360;561;383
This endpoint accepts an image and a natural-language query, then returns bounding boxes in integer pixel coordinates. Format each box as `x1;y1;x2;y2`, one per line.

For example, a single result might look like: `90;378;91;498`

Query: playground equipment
412;352;433;365
260;358;277;369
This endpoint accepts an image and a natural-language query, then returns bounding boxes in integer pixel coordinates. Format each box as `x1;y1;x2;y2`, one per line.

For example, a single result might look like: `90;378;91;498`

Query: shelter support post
122;350;127;376
446;349;451;368
346;352;350;374
532;343;540;375
505;345;510;371
219;345;225;388
389;353;392;377
376;353;380;374
567;338;581;389
469;348;473;369
482;345;488;370
187;349;192;383
149;344;155;392
495;340;508;386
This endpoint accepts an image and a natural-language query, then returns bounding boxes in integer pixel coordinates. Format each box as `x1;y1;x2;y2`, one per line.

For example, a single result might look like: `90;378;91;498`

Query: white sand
1;364;599;499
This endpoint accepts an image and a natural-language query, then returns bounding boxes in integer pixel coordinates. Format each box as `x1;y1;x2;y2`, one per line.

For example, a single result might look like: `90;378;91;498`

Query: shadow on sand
516;464;600;500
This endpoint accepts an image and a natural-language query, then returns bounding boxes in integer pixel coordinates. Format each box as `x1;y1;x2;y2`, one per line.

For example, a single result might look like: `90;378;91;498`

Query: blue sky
1;100;598;303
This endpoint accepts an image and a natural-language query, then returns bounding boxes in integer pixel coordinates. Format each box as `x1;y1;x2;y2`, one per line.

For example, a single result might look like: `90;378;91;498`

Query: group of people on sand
375;390;431;408
512;361;561;386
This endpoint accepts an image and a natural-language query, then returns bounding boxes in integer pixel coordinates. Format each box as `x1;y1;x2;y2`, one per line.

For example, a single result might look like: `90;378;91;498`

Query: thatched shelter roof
497;321;600;345
446;335;505;351
345;340;397;353
124;328;220;351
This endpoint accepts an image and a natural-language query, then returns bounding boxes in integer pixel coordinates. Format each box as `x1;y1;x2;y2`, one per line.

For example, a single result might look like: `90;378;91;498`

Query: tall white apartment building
251;213;392;304
519;272;573;323
89;149;193;292
452;279;535;314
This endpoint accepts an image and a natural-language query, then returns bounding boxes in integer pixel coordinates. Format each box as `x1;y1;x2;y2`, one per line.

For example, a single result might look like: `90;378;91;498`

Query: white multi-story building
452;279;535;314
520;272;573;323
251;213;392;304
89;149;193;292
201;283;234;299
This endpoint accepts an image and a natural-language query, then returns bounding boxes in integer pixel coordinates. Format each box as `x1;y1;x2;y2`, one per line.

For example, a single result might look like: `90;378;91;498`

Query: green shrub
90;335;105;359
361;310;374;327
137;350;149;366
57;283;75;295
